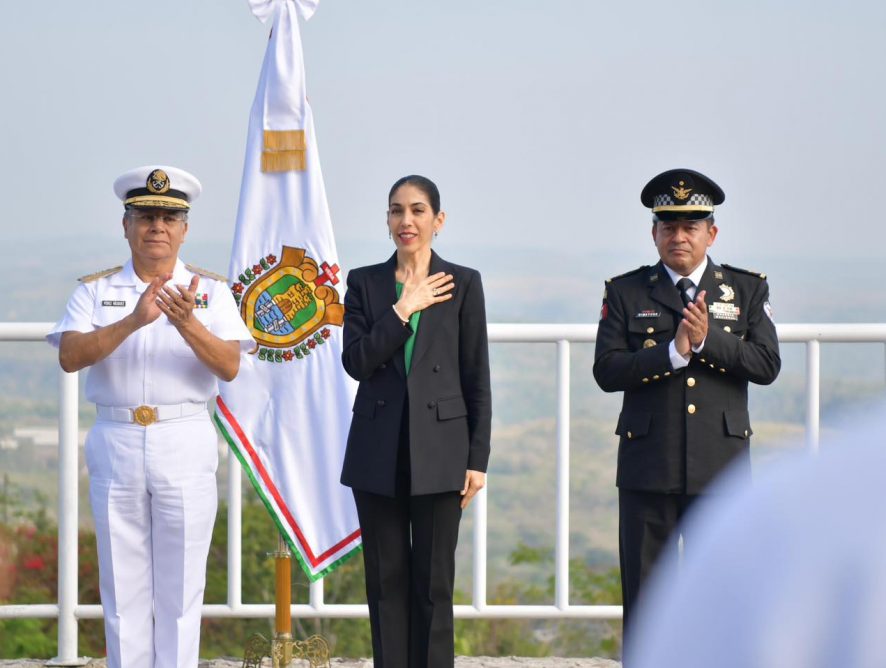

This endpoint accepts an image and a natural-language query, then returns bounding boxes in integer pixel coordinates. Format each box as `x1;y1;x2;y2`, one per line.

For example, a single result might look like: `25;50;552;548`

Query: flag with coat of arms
214;0;361;580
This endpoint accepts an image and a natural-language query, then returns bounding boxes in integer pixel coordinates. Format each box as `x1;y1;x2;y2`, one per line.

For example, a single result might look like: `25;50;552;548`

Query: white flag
215;0;361;580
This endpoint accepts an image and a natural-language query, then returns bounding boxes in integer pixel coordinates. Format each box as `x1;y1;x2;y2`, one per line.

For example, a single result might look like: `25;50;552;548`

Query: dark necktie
677;277;694;308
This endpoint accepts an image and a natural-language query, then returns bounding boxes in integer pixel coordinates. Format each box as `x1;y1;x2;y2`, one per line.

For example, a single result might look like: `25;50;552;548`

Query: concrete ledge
1;658;621;667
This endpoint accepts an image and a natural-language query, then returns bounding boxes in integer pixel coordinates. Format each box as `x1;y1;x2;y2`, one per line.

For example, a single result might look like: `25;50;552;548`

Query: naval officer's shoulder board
185;264;228;283
721;263;767;280
77;266;123;283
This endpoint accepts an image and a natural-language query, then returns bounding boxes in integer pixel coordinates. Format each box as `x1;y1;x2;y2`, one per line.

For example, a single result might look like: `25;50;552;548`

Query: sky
2;0;886;323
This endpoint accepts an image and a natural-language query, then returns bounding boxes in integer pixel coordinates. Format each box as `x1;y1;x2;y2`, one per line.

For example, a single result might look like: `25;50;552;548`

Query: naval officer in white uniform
47;165;254;668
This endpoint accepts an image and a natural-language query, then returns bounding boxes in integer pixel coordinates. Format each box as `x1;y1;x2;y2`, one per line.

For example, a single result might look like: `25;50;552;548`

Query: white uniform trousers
86;414;218;668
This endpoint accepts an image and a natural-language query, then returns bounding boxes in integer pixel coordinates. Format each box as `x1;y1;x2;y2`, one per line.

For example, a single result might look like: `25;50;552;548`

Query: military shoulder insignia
77;266;123;283
722;263;767;280
231;246;343;363
606;266;648;283
185;264;228;282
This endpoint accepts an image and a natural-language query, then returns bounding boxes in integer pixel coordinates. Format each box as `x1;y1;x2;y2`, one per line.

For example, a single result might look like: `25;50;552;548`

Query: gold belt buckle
132;405;158;426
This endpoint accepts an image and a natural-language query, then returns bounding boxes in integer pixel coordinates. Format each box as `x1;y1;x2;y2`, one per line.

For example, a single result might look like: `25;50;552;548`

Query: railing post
49;369;88;666
555;340;570;609
472;484;488;611
309;577;324;609
227;449;242;611
806;339;820;453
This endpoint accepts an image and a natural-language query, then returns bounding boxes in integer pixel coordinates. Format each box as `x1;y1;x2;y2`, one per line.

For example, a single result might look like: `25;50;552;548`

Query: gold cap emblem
671;180;692;201
146;169;170;194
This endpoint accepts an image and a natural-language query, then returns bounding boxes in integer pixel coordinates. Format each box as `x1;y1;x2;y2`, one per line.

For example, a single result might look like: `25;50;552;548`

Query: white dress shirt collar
662;256;709;291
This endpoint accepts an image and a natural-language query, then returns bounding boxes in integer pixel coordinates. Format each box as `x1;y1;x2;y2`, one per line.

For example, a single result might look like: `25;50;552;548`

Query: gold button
687;404;696;414
642;377;650;383
709;363;715;368
687;377;696;387
744;429;749;437
646;326;654;334
664;371;671;377
653;374;660;380
627;431;633;439
724;325;731;333
700;358;706;363
720;368;726;373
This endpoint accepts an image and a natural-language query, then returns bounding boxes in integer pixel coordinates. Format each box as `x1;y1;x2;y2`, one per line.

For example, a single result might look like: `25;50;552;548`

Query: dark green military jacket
593;258;781;494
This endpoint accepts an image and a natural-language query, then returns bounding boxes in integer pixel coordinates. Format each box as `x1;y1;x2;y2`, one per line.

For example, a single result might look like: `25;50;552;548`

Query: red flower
232;283;244;294
307;339;317;349
321;328;331;339
23;556;45;571
282;350;294;361
267;254;277;264
252;264;263;275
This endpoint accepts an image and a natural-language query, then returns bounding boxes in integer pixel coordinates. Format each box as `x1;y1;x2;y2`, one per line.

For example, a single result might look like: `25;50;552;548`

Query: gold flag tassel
262;130;307;172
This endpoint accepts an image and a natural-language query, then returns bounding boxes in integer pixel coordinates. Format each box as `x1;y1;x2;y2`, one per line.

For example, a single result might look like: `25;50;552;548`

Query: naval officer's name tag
101;300;126;307
634;310;661;319
709;302;740;321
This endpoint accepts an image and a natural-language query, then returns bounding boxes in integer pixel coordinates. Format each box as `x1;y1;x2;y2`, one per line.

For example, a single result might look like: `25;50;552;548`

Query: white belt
96;402;207;426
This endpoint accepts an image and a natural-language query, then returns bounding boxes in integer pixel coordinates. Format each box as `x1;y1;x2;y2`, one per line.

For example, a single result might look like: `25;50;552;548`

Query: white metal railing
3;321;886;664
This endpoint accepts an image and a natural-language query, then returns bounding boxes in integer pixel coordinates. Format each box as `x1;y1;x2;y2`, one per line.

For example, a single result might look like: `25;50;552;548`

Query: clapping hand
683;290;708;348
156;275;200;329
131;273;172;328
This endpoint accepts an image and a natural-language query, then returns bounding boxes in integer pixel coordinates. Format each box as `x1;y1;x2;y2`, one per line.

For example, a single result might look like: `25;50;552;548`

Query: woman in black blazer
341;175;492;668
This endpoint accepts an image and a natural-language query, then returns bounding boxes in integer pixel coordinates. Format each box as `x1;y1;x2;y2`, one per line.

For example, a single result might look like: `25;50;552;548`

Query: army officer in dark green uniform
593;168;781;640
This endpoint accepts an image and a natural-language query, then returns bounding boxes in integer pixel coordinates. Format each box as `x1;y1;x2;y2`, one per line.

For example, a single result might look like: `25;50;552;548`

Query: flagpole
242;533;331;668
274;532;294;667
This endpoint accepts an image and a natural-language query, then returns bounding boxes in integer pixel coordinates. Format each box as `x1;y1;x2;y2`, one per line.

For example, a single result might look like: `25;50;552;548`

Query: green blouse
395;282;422;374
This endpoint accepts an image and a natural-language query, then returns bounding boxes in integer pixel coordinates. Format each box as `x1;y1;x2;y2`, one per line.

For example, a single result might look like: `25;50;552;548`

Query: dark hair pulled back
388;175;441;215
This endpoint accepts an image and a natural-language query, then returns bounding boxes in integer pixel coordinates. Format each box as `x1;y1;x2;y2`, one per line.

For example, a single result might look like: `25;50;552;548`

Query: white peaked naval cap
113;165;202;210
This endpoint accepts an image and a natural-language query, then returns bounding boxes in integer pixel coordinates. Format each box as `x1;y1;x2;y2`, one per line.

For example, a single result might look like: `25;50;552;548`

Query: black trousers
619;489;700;640
353;488;462;668
353;402;463;668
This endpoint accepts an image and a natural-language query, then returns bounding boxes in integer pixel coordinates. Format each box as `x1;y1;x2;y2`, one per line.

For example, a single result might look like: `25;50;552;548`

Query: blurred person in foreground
46;166;253;668
340;175;492;667
627;404;886;668
593;168;781;641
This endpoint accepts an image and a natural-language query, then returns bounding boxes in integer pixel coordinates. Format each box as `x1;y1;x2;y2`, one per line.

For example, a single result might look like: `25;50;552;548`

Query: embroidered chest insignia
718;284;735;302
634;310;661;319
233;246;343;362
194;293;209;309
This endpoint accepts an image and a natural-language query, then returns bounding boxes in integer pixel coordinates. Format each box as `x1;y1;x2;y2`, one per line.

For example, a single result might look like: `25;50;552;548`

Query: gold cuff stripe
652;204;715;213
262;130;306;172
262;150;306;173
124;195;190;209
264;130;306;151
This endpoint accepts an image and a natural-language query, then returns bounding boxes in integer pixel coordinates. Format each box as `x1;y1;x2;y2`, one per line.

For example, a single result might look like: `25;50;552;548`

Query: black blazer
340;251;492;497
593;259;781;494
